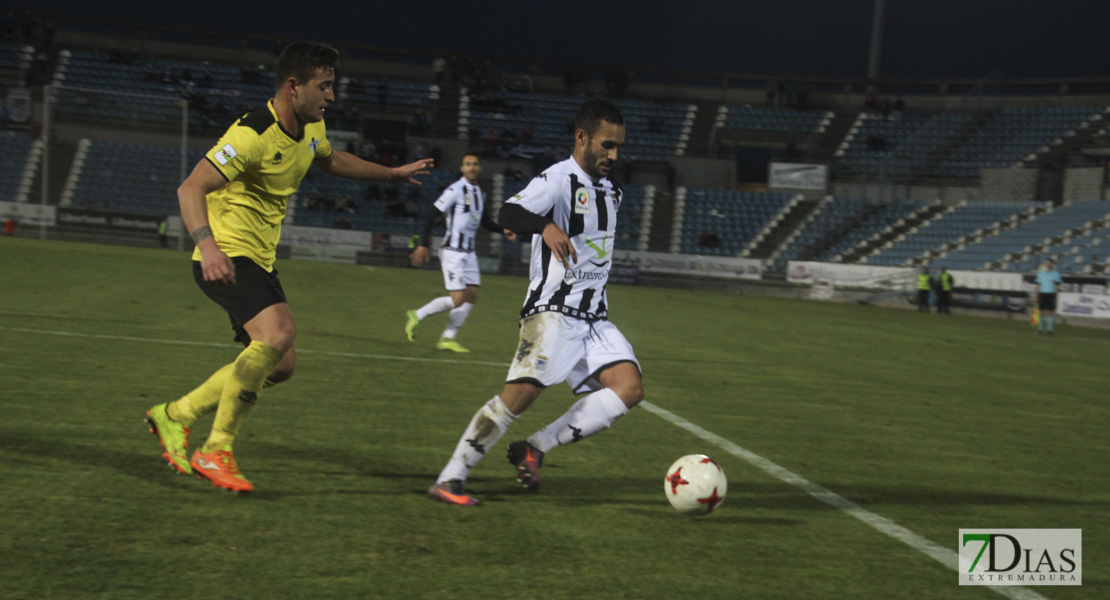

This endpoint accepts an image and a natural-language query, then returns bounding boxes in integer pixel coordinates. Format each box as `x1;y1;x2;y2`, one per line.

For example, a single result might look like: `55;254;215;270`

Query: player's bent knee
500;381;543;414
265;348;296;385
600;362;644;407
264;327;296;352
267;364;295;384
616;382;644;407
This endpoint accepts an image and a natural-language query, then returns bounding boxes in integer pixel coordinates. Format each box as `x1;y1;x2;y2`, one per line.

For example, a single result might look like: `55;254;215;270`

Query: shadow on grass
10;431;1105;515
230;439;1110;512
0;311;143;325
0;430;216;495
412;475;1110;514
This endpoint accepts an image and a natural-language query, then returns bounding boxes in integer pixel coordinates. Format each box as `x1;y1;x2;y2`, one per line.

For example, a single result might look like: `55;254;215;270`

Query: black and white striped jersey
507;157;623;322
434;177;486;251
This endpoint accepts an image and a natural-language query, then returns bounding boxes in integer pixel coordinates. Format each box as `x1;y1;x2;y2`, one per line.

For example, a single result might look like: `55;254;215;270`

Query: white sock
442;302;474;339
437;395;518;484
416;296;455;320
528;388;629;453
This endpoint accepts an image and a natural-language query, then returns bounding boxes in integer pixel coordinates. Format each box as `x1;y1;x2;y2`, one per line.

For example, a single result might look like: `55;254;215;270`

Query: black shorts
193;257;287;344
1038;292;1057;312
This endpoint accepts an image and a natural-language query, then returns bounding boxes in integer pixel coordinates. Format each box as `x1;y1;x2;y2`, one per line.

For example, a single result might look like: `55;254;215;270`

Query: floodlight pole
866;0;888;93
178;98;188;252
40;82;52;241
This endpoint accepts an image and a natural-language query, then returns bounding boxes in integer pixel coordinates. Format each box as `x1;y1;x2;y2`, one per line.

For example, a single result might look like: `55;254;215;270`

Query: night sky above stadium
12;0;1110;80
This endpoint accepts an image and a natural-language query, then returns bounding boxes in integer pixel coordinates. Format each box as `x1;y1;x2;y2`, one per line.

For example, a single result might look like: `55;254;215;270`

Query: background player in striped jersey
405;152;516;353
144;41;433;493
429;99;644;506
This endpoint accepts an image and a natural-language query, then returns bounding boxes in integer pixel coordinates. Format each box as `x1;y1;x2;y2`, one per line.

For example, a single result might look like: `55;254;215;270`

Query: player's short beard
583;143;609;180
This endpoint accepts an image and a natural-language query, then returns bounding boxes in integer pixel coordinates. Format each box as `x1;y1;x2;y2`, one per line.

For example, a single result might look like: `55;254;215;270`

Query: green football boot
404;310;420;342
435;337;470;353
145;403;192;475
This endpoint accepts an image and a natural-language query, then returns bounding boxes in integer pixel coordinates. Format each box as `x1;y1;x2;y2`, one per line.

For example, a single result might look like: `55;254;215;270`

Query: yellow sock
204;430;235;452
201;342;285;453
167;364;233;427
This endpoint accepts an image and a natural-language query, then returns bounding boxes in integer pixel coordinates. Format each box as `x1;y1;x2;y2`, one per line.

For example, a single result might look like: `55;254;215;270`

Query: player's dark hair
574;99;624;137
274;41;339;90
461;151;481;162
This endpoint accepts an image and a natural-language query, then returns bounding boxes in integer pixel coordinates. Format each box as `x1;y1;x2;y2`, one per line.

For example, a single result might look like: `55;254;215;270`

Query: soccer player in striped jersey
429;99;644;506
405;153;516;352
144;41;433;493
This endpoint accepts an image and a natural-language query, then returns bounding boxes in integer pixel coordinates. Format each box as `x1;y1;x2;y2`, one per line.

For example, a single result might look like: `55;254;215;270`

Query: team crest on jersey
536;355;548;371
272;152;283;165
214;143;237;166
309;138;320;154
464;190;473;208
574;188;590;214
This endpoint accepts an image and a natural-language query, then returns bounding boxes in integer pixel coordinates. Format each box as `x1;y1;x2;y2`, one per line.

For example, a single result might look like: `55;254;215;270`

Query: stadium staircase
741;196;820;261
1021;107;1110;171
687;102;720;156
910;109;998;180
809;111;856;161
27;140;77;206
805;202;884;262
913;203;1050;267
993;209;1110;272
646;190;675;252
839;201;947;263
1023;107;1110;204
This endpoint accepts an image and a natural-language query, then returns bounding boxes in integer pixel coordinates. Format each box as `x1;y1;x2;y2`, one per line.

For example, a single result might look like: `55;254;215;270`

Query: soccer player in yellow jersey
144;41;433;493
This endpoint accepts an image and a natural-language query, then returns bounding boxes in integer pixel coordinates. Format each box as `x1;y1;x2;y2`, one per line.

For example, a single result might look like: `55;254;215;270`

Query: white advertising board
769;162;828;191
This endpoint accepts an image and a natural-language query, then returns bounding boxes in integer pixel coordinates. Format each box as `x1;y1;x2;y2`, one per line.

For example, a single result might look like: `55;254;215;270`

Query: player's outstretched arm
179;159;235;285
315;150;433;185
479;205;516;241
500;203;574;268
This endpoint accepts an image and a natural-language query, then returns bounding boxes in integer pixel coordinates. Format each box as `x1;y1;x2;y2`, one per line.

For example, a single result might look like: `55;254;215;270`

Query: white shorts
439;248;480;291
506;312;640;394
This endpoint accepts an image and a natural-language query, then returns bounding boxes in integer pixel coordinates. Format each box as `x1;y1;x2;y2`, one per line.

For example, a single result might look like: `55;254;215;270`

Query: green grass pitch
0;237;1105;599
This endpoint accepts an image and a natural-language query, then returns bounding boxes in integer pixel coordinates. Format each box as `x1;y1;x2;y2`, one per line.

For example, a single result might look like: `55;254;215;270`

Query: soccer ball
664;454;727;515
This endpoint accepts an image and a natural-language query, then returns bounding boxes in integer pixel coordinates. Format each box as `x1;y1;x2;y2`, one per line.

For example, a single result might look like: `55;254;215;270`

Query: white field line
0;326;505;367
0;325;1054;598
639;401;1049;600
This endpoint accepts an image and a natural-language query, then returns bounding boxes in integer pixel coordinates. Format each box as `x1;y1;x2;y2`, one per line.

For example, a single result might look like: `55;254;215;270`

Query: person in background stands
916;267;932;313
934;266;954;315
1035;259;1063;335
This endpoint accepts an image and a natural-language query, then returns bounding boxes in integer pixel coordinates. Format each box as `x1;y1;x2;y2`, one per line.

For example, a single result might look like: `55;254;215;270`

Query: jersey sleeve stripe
204;155;231;182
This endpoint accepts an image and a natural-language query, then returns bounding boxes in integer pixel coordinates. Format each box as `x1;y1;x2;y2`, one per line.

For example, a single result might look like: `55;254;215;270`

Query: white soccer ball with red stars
664;454;727;515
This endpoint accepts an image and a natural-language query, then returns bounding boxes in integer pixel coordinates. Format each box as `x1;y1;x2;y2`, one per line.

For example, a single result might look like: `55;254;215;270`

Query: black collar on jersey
269;99;303;142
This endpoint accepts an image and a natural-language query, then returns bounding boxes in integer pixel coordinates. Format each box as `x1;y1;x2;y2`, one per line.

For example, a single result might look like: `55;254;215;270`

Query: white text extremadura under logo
959;529;1081;586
